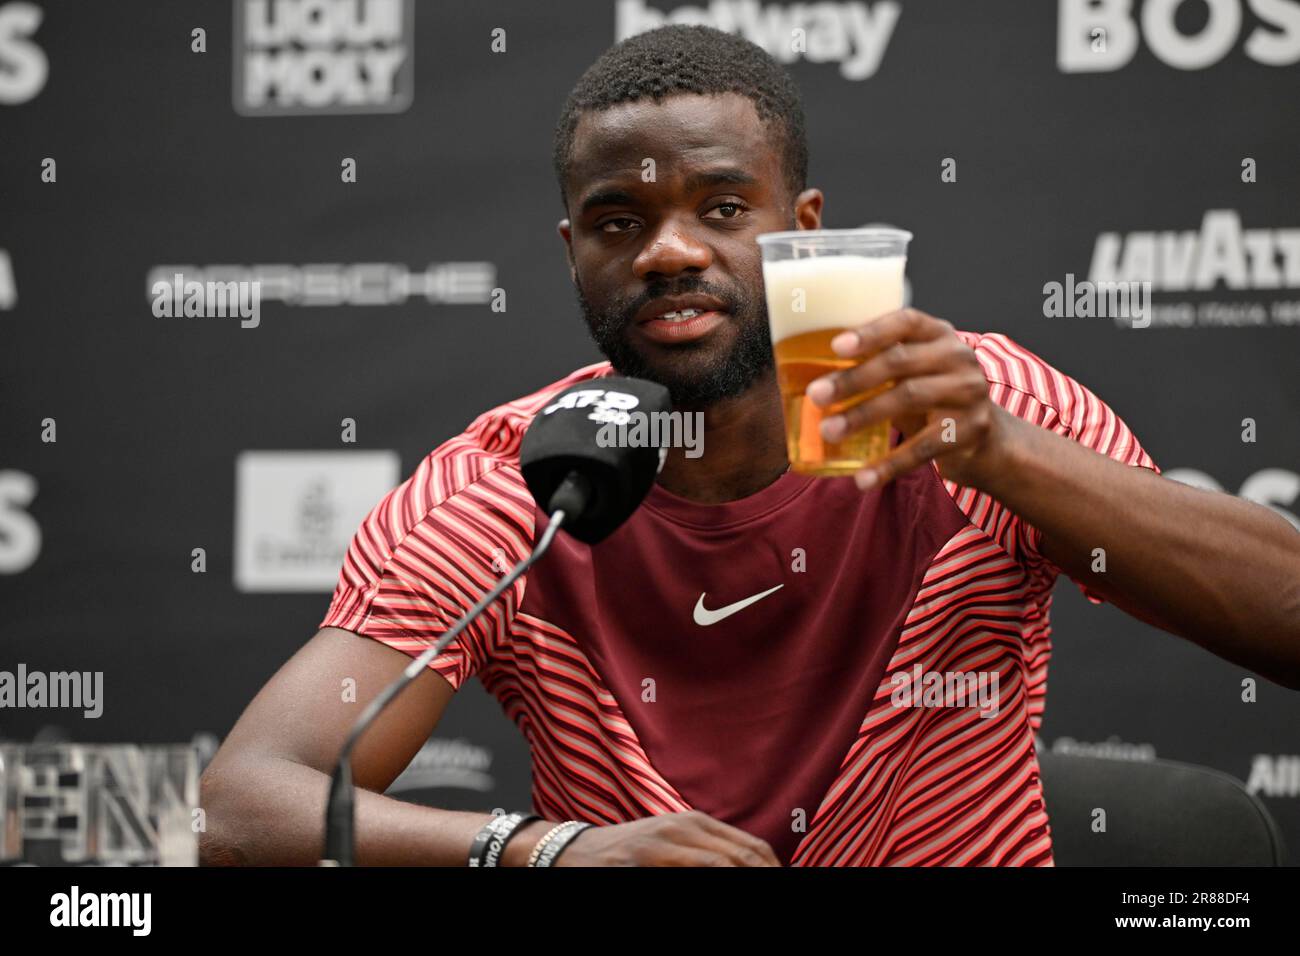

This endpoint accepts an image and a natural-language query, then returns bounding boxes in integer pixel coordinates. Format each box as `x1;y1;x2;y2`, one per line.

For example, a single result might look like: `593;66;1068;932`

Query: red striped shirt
321;331;1158;865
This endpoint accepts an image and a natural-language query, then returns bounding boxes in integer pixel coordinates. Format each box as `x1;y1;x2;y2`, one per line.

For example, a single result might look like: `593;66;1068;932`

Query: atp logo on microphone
540;387;703;459
542;387;641;424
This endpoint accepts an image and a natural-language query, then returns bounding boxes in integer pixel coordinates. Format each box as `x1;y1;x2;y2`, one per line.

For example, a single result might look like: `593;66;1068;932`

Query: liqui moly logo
233;0;414;115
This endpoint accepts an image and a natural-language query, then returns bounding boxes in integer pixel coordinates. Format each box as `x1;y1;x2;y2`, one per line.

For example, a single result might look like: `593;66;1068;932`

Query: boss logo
1058;0;1300;73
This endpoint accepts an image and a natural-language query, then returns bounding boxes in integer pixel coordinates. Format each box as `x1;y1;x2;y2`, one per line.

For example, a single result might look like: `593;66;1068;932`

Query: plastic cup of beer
756;227;912;477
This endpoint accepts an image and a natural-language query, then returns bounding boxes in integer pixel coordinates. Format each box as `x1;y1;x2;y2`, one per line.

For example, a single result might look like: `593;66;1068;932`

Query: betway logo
1088;210;1300;292
1059;0;1300;72
616;0;900;80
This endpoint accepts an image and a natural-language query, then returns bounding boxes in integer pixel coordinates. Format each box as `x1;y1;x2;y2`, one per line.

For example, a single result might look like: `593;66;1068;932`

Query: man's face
559;93;822;407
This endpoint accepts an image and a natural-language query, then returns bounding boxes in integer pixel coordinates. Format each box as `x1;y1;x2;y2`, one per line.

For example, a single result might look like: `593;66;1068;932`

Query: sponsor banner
234;450;400;592
232;0;415;116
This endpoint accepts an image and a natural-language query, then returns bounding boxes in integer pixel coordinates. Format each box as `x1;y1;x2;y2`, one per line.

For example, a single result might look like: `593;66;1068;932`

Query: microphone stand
321;474;588;865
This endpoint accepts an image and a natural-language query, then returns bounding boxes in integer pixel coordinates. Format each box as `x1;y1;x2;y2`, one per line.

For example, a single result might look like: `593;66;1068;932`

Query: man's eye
600;218;639;233
704;202;748;220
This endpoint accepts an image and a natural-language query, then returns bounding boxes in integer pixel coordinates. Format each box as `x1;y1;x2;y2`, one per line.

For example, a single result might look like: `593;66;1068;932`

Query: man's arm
200;627;781;866
977;409;1300;689
806;309;1300;690
199;627;556;866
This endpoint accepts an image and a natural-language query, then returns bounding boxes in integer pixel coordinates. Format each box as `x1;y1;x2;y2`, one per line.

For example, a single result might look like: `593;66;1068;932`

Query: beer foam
763;255;905;338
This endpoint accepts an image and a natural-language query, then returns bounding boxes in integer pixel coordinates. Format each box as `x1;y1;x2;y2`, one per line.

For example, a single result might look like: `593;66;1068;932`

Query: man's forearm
974;408;1300;689
199;756;555;866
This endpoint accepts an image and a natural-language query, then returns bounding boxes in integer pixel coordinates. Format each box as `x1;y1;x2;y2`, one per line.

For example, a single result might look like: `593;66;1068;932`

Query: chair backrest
1036;750;1288;866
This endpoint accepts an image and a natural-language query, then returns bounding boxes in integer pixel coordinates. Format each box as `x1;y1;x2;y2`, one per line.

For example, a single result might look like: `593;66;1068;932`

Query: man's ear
793;189;824;230
557;218;576;284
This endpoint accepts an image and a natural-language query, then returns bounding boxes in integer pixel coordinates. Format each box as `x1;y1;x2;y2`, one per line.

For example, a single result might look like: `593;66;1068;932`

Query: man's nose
632;219;713;279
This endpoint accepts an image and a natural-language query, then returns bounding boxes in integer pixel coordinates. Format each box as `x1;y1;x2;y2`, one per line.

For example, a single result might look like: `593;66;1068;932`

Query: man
200;25;1300;867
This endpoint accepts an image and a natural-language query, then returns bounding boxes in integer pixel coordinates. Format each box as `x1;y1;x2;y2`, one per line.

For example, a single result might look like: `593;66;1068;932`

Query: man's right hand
538;811;781;866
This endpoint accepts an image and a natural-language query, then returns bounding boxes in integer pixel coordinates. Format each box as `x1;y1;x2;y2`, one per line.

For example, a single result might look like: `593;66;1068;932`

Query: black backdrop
2;0;1297;861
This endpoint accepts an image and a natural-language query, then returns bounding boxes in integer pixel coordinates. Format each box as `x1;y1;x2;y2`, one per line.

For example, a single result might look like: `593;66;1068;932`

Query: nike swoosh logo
693;584;784;626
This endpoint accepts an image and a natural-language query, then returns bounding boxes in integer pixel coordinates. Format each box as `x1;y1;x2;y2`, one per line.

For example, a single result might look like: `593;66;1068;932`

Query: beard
574;272;774;408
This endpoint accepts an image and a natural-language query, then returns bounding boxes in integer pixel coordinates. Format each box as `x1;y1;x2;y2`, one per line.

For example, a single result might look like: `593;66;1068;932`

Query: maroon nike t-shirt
321;330;1159;866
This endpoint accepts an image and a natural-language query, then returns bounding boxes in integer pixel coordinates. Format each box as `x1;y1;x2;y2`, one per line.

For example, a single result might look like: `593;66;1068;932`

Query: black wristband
532;821;593;868
467;812;540;867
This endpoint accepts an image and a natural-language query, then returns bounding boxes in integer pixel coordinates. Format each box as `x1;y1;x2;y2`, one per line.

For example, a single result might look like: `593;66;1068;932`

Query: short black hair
552;25;808;213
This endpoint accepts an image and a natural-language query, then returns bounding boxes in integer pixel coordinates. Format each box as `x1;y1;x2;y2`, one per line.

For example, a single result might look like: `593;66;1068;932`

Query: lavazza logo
233;0;414;116
617;0;901;79
1088;209;1300;328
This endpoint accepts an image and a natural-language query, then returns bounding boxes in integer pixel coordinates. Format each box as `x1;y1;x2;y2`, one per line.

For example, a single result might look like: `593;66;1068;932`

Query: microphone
519;375;672;544
321;375;671;864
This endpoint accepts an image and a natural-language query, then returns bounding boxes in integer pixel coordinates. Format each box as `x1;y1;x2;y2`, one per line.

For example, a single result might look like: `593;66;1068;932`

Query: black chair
1036;750;1289;865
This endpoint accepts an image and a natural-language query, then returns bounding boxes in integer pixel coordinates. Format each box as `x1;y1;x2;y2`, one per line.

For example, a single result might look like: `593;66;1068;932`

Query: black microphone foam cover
519;376;672;544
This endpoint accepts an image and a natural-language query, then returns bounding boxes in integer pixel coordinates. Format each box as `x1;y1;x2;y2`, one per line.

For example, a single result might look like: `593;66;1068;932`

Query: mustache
613;278;736;324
